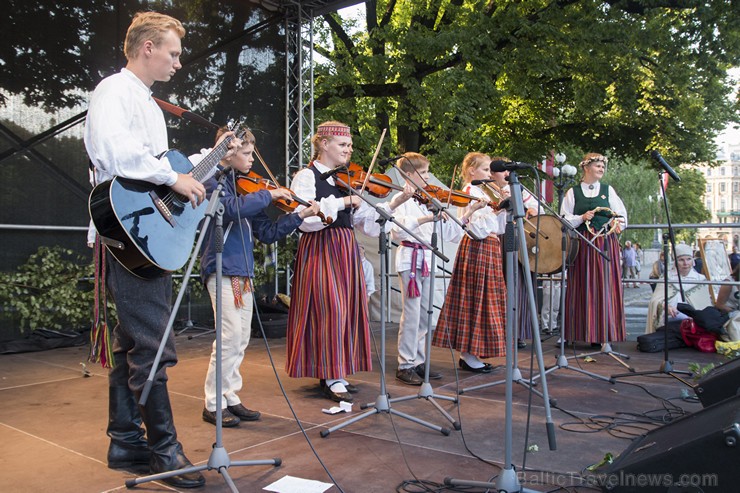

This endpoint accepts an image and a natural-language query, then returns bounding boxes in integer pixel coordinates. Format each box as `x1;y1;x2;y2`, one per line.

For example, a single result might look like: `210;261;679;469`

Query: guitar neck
190;135;234;183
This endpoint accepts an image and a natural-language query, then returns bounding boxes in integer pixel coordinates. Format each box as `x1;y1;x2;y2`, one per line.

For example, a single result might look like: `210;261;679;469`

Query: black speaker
599;394;740;492
695;356;740;407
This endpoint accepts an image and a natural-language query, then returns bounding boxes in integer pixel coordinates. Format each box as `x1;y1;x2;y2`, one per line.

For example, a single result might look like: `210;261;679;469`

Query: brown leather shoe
414;364;442;380
202;407;240;427
396;367;423;385
227;403;260;421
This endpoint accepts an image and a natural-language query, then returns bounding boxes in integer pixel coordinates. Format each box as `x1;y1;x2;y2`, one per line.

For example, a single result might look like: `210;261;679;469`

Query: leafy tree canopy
315;0;740;173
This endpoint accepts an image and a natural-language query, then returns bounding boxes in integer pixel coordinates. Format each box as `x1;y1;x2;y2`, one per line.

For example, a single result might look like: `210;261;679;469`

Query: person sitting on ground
645;243;710;334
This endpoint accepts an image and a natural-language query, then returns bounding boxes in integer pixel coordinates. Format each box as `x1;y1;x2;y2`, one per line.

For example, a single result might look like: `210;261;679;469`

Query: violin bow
253;146;282;187
358;128;387;197
446;163;460;209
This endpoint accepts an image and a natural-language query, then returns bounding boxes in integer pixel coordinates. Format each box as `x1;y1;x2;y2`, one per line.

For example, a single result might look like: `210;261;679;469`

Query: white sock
461;352;484;368
326;379;347;393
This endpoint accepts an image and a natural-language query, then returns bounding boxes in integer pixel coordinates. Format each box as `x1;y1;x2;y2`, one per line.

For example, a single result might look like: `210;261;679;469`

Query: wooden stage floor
0;321;728;492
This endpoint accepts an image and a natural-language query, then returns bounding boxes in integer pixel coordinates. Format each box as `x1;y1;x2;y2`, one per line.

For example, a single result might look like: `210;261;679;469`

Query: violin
333;162;398;198
414;184;503;210
235;171;332;225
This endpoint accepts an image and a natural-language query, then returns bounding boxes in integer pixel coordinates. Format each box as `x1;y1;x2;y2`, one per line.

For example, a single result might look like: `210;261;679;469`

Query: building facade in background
697;141;740;250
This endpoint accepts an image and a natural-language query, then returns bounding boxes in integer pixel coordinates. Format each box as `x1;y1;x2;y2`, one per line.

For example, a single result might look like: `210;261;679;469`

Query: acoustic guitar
88;129;242;279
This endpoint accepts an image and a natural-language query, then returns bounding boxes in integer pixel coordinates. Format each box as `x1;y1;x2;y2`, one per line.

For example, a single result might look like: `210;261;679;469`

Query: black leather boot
106;385;150;470
137;384;205;488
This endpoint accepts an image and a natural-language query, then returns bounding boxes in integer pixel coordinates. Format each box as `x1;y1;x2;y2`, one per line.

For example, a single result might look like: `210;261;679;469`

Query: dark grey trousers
105;256;177;392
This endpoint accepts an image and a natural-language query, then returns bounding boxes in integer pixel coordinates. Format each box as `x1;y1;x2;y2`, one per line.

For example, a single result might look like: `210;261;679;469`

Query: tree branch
323;13;357;58
314;82;407;109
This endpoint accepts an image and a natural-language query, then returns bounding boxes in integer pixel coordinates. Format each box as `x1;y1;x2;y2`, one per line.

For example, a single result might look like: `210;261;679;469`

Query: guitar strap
153;97;219;130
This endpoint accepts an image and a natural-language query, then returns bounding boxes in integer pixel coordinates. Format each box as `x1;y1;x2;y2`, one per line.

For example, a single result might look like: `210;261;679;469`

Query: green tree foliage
315;0;740;172
0;246;99;332
606;160;710;246
665;167;712;243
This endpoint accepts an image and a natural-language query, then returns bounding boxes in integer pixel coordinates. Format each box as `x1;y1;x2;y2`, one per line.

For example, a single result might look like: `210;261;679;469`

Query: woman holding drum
560;153;628;346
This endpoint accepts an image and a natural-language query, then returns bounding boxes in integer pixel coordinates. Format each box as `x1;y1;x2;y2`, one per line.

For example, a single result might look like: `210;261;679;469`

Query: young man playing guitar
85;11;238;489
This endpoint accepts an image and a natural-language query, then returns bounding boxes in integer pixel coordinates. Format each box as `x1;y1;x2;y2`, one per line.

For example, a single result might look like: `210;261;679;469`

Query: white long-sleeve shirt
560;181;628;230
460;184;506;239
84;68;178;244
290;160;393;237
391;198;464;273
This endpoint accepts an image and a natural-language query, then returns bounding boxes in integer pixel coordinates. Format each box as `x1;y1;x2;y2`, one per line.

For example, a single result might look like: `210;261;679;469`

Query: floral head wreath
317;124;351;138
579;155;608;170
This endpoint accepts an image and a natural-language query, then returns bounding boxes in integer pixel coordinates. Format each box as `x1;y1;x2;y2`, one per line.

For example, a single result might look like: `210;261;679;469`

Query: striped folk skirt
284;227;372;379
433;235;507;358
564;232;626;343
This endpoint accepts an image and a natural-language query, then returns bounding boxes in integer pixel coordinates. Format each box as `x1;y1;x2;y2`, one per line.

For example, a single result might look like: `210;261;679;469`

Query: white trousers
541;277;561;331
203;275;253;411
397;270;432;369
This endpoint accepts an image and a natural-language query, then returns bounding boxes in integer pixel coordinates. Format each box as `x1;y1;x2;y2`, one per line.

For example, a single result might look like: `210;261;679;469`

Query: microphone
319;165;346;181
377;155;403;169
471;179;497;185
490;160;531;172
650;150;681;182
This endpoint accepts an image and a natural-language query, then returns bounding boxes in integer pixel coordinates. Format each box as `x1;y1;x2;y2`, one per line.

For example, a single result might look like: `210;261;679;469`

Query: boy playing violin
391;152;486;385
194;127;320;426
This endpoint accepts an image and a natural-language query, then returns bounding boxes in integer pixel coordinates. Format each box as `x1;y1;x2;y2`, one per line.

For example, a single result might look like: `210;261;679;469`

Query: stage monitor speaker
694;356;740;407
599;394;740;492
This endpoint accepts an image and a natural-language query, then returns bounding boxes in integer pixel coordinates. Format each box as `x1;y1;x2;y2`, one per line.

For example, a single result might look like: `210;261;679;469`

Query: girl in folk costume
432;153;507;372
560;153;628;344
489;157;542;349
285;121;413;402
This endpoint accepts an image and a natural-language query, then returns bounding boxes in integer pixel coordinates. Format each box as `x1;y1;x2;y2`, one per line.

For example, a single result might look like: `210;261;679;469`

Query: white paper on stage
263;475;333;493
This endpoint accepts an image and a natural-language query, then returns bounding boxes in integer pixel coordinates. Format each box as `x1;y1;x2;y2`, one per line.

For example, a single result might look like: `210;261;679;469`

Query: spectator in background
622;240;638;288
634;242;643;280
694;249;704;275
649;251;665;292
729;245;740;272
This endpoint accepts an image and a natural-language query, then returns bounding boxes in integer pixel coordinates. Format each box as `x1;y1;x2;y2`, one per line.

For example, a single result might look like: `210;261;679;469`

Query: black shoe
202;407;240;427
320;380;353;402
227;403;260;421
414;364;442;380
320;379;359;395
459;358;493;374
517;339;527;349
396;367;423;385
138;384;206;489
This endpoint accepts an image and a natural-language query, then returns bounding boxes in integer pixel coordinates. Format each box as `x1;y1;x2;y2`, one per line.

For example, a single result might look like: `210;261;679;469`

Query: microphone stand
320;175;455;437
445;170;556;493
610;171;692;384
129;172;280;491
